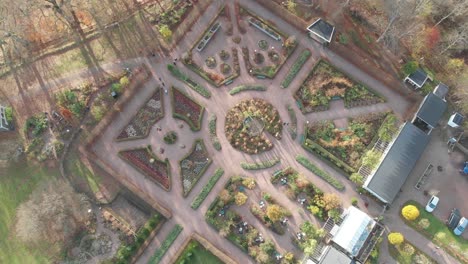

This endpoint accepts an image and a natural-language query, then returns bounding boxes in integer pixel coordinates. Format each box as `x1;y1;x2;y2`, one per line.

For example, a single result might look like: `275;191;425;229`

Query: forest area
349;0;468;114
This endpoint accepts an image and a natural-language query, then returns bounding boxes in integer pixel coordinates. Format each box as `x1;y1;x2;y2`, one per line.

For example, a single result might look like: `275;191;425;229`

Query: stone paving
84;1;428;263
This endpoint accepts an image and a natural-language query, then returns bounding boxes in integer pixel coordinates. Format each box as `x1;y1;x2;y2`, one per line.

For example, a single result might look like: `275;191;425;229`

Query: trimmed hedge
167;64;211;98
302;139;356;175
286;105;297;139
208;114;222;151
240;157;280;170
229;84;266;95
191;168;224;209
115;213;164;263
149;224;184;264
295;155;345;191
281;49;311;88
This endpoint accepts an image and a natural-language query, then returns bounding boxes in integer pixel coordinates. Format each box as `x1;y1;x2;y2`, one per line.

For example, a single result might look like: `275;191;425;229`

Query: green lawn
65;151;102;194
388;240;436;264
402;200;468;263
0;163;60;263
175;240;223;264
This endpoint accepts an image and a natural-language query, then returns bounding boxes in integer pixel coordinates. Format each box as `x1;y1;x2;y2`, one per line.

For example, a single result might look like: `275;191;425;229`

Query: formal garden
294;60;384;113
205;176;296;264
117;87;164;141
171;86;205;131
119;146;171;191
174;238;224;264
180;139;212;196
271;167;343;221
302;112;397;177
225;99;282;154
249;192;292;235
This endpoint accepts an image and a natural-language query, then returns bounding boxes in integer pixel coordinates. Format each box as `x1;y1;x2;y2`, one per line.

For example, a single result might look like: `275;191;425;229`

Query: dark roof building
434;83;449;99
414;93;448;129
404;68;429;89
363;123;431;204
363;86;447;204
307;18;335;44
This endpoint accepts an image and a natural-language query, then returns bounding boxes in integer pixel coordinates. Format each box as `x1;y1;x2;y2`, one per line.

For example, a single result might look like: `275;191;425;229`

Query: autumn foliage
426;27;440;50
402;205;420;221
388;232;404;245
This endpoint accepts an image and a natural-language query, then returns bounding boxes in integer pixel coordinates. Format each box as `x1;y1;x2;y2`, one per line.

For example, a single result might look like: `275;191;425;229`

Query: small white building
448;112;464;128
306;18;335;45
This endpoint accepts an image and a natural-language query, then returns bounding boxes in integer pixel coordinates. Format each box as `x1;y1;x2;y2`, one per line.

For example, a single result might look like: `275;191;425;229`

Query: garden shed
404;68;430;89
413;92;447;131
306;18;335;45
0;105;11;132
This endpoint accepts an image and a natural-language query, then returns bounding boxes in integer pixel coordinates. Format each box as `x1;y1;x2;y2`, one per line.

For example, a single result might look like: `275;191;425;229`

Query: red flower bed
172;87;204;131
119;148;170;190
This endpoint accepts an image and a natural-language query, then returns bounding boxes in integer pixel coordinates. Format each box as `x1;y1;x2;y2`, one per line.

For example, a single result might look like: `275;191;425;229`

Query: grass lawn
388;240;436;264
402;200;468;263
0;162;60;263
65;150;102;194
174;239;223;264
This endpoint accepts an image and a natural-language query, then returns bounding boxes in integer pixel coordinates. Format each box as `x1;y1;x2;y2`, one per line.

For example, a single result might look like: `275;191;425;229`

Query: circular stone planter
205;56;217;68
163;131;178;144
219;50;230;61
220;63;232;75
225;99;282;154
258;39;268;50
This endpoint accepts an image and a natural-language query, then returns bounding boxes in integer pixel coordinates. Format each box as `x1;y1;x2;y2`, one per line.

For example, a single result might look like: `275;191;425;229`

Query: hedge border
148;224;184;264
208;114;222;151
167;64;211;98
229;84;266;95
240;157;280;170
191;168;224;209
295;155;345;191
281;49;311;88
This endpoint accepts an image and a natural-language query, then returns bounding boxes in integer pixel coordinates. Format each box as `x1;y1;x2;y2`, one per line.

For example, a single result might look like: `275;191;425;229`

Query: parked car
447;208;461;229
425;195;439;213
454;217;468;236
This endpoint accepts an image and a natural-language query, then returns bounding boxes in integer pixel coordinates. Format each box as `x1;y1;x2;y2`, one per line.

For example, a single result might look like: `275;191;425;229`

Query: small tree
362;150;381;169
159;24;172;41
322;193;342;211
266;204;284;222
242;178;256;190
350;173;364;186
402;205;420;221
388;232;404;245
234;192;248;206
219;189;232;204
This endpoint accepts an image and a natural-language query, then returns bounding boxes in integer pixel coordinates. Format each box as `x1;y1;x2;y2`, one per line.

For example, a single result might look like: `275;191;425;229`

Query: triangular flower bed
119;146;171;190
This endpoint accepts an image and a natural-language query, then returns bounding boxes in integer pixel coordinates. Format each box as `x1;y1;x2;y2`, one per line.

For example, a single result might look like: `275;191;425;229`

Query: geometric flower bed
180;139;212;197
271;167;339;221
116;88;164;141
225;99;282;154
171;86;205;131
239;6;298;78
294;60;384;113
182;6;241;87
119;146;171;190
302;112;390;174
205;177;287;263
249;192;291;235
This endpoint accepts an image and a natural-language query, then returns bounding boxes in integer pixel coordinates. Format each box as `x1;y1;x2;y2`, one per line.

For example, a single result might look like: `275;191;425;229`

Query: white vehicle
425;196;439;213
454;217;468;236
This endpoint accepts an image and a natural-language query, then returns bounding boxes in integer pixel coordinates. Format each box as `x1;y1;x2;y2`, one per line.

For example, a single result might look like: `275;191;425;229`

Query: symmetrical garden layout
83;1;411;263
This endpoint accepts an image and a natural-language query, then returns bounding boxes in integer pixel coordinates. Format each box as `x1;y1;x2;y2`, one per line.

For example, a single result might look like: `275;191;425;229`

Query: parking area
392;126;468;239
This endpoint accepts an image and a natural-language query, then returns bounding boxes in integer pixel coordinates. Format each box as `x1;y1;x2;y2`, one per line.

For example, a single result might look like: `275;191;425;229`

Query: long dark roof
416;93;447;128
407;69;428;87
307;19;335;42
364;123;430;204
